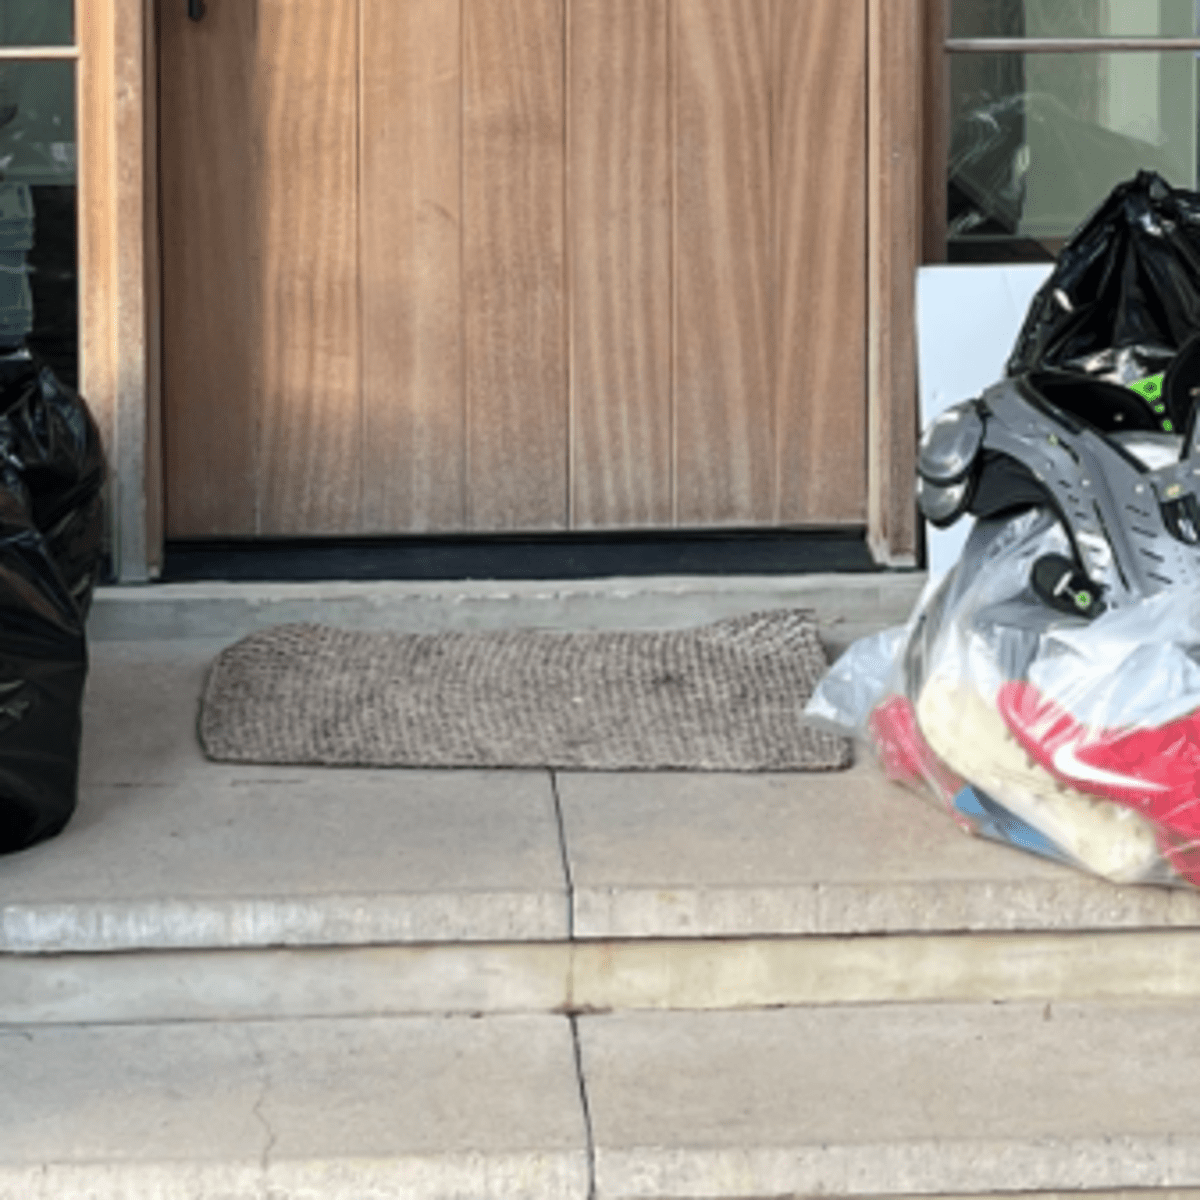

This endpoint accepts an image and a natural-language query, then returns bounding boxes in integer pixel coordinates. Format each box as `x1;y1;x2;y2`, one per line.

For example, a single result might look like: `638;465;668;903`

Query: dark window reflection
947;2;1200;262
951;0;1026;40
948;53;1199;263
951;0;1193;40
0;1;73;48
0;60;76;387
26;184;75;388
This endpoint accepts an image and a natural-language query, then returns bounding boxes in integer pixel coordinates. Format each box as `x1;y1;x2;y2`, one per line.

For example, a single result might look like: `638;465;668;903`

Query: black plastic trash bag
1008;170;1200;384
0;345;105;854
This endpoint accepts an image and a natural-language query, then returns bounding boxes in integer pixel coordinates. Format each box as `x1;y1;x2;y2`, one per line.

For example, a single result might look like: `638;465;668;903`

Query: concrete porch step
4;632;1200;1024
5;578;1200;1198
86;573;928;659
5;1000;1200;1200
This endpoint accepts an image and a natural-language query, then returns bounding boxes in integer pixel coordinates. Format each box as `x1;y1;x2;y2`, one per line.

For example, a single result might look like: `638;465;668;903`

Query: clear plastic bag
807;507;1200;888
810;172;1200;888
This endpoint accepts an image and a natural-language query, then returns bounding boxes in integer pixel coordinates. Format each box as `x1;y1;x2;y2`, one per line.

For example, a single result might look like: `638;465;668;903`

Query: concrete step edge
1;1012;590;1200
7;869;1200;956
6;928;1200;1026
87;572;927;654
7;1005;1200;1200
579;1001;1200;1198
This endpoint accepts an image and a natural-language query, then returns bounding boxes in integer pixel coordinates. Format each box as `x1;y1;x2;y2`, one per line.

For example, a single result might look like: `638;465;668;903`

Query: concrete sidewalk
5;575;1200;1199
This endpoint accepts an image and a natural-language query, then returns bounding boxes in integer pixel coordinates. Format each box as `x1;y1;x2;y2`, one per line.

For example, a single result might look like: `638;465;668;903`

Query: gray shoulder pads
917;377;1200;609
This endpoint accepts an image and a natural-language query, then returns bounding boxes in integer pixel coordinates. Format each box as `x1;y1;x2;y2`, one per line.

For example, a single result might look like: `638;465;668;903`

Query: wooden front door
159;0;867;539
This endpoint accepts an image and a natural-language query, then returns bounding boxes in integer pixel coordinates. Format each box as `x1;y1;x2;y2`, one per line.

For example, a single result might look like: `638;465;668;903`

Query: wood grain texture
773;0;868;525
463;0;568;531
673;0;775;527
79;0;116;472
923;0;950;263
360;0;465;533
155;0;880;543
256;0;361;534
143;0;162;574
159;0;259;536
81;0;158;577
112;0;150;575
867;0;921;563
569;0;672;529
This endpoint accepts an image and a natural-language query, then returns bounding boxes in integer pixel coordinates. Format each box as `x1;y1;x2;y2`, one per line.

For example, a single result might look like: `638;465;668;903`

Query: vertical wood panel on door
868;0;921;563
161;0;361;536
80;0;117;488
673;0;775;527
360;0;465;533
255;0;361;534
159;0;873;542
463;0;568;531
569;0;672;529
144;0;164;573
160;0;260;535
773;0;867;524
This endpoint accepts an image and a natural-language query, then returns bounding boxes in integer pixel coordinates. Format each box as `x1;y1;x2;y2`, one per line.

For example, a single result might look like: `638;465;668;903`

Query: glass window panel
0;0;73;48
0;60;75;385
947;50;1200;263
952;0;1197;40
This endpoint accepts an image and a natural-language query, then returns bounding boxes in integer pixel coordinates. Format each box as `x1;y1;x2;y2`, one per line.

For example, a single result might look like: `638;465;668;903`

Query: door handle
188;0;206;20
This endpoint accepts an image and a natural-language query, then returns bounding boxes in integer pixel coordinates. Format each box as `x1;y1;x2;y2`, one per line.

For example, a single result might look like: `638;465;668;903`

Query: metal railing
0;46;77;60
947;37;1200;53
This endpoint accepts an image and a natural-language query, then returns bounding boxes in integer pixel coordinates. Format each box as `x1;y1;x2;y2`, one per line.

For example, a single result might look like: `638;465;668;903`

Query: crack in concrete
246;1029;278;1196
550;770;577;940
569;1015;597;1200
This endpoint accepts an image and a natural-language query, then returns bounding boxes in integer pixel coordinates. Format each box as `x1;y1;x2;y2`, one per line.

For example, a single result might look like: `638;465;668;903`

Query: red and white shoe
919;674;1162;884
997;679;1200;881
867;694;965;808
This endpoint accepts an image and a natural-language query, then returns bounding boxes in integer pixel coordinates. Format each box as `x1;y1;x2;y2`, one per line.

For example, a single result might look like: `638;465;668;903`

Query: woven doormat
199;610;851;771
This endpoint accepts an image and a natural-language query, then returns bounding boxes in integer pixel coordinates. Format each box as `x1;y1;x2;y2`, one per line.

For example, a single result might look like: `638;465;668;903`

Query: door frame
79;0;161;581
90;0;923;581
867;0;923;567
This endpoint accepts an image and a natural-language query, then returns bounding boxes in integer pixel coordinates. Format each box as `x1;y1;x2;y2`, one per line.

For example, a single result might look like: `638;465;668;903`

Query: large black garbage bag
0;345;105;854
1008;171;1200;384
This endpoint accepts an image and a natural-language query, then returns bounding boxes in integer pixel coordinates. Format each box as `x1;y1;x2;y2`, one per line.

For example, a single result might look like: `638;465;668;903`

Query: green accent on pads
1127;373;1175;431
1129;373;1165;401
